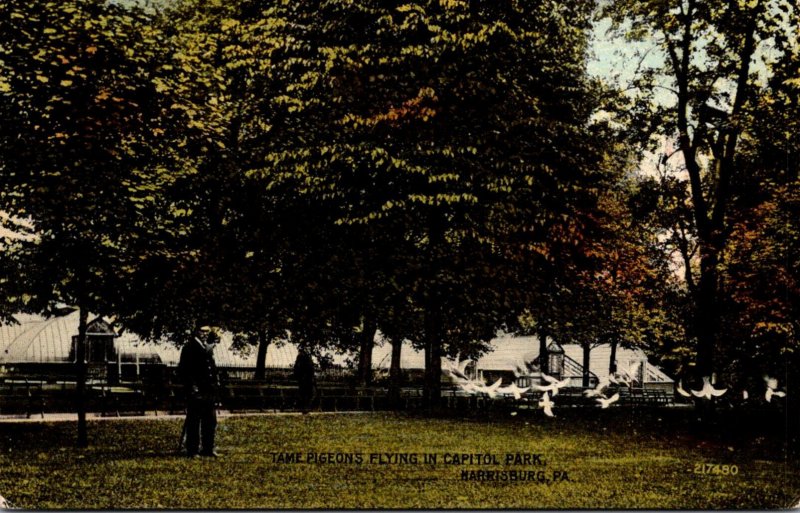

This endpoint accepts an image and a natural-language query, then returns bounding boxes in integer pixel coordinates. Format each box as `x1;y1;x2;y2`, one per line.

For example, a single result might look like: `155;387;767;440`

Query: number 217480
693;463;739;475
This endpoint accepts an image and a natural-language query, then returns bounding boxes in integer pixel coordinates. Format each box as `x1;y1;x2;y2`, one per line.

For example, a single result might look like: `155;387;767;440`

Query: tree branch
671;0;711;240
711;8;758;232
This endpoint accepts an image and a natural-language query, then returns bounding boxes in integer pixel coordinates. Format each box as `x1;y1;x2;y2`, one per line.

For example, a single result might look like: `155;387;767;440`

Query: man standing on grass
179;326;220;458
293;345;316;413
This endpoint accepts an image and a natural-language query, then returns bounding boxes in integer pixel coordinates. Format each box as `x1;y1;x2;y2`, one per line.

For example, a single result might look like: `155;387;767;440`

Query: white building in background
372;334;674;392
0;311;300;371
1;311;673;391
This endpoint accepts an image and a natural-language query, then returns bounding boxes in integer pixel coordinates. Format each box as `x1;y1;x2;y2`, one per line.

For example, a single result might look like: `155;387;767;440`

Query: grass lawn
0;408;798;509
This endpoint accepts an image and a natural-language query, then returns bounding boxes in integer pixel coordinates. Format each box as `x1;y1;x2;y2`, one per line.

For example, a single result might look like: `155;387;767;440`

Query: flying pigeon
498;383;530;400
596;392;620;409
443;356;472;381
676;380;692;398
765;388;786;403
538;391;555;417
583;387;604;398
690;376;727;399
478;378;503;399
615;361;642;386
763;375;786;403
458;381;480;395
512;358;534;378
533;374;570;396
584;376;611;397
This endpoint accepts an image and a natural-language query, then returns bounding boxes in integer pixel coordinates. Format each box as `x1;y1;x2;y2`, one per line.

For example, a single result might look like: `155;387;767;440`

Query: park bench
223;383;266;412
222;382;303;412
443;388;476;410
91;384;147;417
39;381;78;413
225;383;291;412
617;387;643;406
643;389;671;405
315;386;380;412
161;383;187;414
617;387;672;407
262;386;291;411
553;387;592;407
0;379;45;418
398;387;424;410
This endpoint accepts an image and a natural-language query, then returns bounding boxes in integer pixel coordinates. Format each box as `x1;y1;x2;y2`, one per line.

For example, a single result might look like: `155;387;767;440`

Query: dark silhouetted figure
178;327;220;457
293;347;316;413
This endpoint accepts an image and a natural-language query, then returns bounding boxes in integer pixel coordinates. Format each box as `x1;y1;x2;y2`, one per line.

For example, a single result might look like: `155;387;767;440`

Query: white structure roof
0;312;672;383
372;334;673;384
0;312;301;369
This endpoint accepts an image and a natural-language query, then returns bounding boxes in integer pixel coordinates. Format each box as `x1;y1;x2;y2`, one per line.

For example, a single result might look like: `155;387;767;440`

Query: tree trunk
538;328;549;381
423;308;443;411
582;343;591;388
786;354;800;458
75;306;89;448
423;211;445;411
357;318;378;387
694;246;720;379
388;338;403;408
609;338;618;375
254;329;270;380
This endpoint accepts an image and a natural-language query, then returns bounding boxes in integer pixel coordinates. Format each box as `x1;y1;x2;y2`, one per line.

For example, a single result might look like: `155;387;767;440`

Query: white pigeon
442;367;463;382
690;376;727;399
583;387;604;398
584;376;611;397
512;359;531;378
615;361;642;386
538;391;555;417
676;380;692;398
534;374;570;396
531;382;564;396
763;375;786;403
766;388;786;403
596;392;620;409
443;356;472;381
530;383;550;393
542;373;570;387
764;375;779;390
478;378;503;398
498;383;530;400
453;358;472;379
458;381;480;395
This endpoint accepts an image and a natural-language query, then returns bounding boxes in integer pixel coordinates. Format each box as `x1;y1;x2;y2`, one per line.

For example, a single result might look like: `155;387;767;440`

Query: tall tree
600;0;800;380
717;46;799;390
233;0;607;406
0;0;183;446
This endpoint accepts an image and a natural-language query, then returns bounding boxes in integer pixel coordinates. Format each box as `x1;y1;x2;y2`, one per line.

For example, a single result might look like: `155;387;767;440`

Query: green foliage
11;0;794;406
0;0;190;315
597;0;800;380
103;0;616;392
224;0;608;363
716;50;800;388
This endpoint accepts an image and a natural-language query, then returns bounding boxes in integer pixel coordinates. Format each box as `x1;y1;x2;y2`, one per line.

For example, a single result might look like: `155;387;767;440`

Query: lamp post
547;342;565;380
